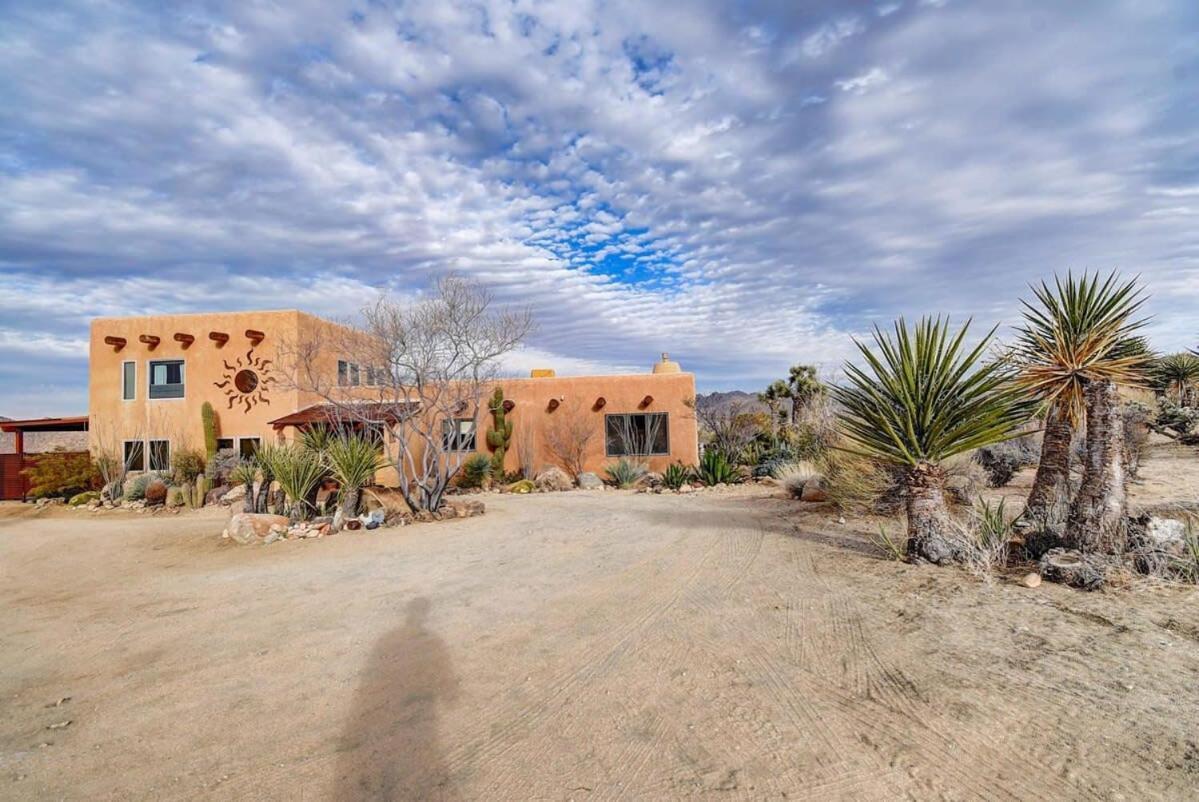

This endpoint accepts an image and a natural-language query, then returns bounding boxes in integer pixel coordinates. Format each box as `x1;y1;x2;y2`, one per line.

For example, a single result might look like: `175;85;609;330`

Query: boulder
361;487;413;526
445;499;486;518
507;479;535;494
226;513;290;545
577;472;603;491
534;466;574;493
799;478;829;503
205;485;230;506
643;472;663;488
221;485;247;507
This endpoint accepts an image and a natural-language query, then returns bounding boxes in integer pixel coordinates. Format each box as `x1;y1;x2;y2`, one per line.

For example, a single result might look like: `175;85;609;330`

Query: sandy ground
2;453;1199;800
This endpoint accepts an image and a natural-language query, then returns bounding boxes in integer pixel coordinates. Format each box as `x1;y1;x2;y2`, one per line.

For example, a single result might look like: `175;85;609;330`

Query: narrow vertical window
123;441;145;471
148;440;170;471
122;361;136;400
338;360;348;387
349;363;360;386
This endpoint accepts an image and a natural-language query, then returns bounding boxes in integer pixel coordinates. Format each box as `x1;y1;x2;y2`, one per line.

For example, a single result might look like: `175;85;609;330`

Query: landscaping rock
205;485;230;506
507;479;535;494
577;472;603;490
221;485;247;507
361;487;413;525
799;478;829;503
1021;572;1042;588
68;491;100;507
534;466;574;492
226;513;290;545
643;472;663;488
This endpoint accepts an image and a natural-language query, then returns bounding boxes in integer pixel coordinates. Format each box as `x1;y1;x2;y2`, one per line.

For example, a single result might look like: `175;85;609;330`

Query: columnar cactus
486;387;513;476
201;402;218;460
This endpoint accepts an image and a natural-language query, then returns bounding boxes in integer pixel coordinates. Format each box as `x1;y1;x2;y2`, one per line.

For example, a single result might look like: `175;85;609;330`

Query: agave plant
1012;271;1151;545
604;458;648;489
831;317;1032;564
696;449;741;486
661;462;692;490
325;433;388;519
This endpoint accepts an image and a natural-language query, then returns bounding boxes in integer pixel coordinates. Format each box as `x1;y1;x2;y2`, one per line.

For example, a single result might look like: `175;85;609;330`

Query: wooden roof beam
173;332;195;348
138;334;160;350
103;336;127;352
209;331;229;347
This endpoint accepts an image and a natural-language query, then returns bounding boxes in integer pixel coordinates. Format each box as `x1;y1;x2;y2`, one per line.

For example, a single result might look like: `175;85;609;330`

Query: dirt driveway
2;489;1198;800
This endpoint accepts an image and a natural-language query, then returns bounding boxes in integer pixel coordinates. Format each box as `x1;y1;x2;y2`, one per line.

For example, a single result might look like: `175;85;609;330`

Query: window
605;413;669;457
148;440;170;471
216;438;235;452
123;440;145;472
239;437;261;459
148;359;185;399
442;419;477;452
349;363;360;386
338;360;349;387
365;366;376;387
122;361;136;400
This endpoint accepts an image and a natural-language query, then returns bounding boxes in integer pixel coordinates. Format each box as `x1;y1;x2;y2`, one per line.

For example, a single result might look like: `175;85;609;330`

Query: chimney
530;368;556;378
651;352;681;374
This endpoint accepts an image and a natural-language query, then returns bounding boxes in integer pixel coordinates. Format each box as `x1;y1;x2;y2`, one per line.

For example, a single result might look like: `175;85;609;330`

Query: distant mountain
694;390;786;418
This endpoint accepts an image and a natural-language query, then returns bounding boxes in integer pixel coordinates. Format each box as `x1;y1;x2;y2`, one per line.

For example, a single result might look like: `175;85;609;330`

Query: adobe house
88;310;698;479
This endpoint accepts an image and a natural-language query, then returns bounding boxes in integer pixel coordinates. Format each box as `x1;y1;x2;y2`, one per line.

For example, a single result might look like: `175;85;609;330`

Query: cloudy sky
2;0;1198;416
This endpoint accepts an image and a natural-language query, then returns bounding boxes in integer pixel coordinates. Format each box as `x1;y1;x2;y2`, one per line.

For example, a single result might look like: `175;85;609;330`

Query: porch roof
0;415;90;433
267;402;418;430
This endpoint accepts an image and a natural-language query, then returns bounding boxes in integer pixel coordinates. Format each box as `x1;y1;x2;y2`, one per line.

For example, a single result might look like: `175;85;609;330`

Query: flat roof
0;416;90;432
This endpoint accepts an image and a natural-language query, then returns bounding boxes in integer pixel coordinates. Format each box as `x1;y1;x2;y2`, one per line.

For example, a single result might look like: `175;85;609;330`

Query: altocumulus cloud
1;0;1198;415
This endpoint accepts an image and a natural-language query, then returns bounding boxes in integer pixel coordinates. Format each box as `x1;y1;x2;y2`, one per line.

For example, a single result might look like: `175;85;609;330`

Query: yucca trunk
1066;380;1126;552
905;463;957;565
341;486;361;520
1017;403;1073;541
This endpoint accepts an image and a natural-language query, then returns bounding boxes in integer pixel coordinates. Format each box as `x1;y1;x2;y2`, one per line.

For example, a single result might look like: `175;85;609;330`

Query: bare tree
694;398;758;461
543;399;597;478
513;421;538;480
90;420;145;499
281;277;532;513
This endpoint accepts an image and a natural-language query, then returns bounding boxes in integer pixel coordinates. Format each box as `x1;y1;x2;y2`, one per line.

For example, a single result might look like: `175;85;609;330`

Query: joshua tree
1012;272;1149;547
832;317;1032;564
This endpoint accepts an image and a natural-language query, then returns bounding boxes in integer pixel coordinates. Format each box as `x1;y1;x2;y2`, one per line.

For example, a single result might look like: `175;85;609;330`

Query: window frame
123;440;145;472
238;437;262;460
148;439;171;472
215;438;235;452
442;418;477;452
121;361;136;401
604;412;670;457
148;359;185;400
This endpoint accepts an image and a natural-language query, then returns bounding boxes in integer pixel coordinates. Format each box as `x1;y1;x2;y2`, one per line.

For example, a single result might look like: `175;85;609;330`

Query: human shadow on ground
332;597;461;801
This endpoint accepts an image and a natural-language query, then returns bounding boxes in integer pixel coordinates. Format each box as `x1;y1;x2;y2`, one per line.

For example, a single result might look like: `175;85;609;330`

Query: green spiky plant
325;433;387;521
831;316;1033;564
696;449;741;486
259;442;327;521
604;458;648;489
201;402;219;462
661;462;692;490
300;424;335;454
486;387;513;476
228;460;258;514
458;454;493;489
1153;352;1199;406
1012;271;1151;550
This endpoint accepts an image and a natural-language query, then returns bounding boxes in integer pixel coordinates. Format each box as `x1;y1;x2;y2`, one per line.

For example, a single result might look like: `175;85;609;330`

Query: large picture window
442;419;477;452
148;360;185;399
148;440;170;471
122;361;136;400
123;440;145;472
605;413;669;457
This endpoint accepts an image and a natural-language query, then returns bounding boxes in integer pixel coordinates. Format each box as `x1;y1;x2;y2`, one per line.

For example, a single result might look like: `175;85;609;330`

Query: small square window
442;419;476;452
239;437;261;459
149;360;185;399
216;438;235;452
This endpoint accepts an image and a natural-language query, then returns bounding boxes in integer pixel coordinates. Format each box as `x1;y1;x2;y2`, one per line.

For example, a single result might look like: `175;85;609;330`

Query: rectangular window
349;363;360;386
123;440;145;472
239;437;261;459
216;438;235;452
338;360;348;387
605;413;669;457
148;439;170;471
122;361;136;400
148;359;185;399
442;419;477;452
365;366;376;387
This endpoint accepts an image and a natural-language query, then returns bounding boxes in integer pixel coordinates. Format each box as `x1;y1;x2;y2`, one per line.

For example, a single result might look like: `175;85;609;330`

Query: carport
0;416;89;501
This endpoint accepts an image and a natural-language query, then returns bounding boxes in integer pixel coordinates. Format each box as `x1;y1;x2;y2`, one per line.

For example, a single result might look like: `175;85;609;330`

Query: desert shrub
661;462;692;490
605;458;648;489
819;447;902;515
1156;400;1199;436
21;450;102;500
206;450;241;484
696;449;742;486
772;460;819;499
172;448;206;485
1128;512;1199;583
458;454;493;489
258;443;326;519
144;479;169;506
325;433;388;518
943;453;988;506
948;498;1013;580
869;524;907;561
974;435;1038;488
228;461;258;490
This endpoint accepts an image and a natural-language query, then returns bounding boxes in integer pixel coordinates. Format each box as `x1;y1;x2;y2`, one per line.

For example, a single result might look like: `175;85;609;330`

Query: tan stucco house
88;310;698;478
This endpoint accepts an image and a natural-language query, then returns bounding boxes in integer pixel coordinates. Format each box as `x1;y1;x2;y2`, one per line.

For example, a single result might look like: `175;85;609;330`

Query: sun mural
214;349;277;413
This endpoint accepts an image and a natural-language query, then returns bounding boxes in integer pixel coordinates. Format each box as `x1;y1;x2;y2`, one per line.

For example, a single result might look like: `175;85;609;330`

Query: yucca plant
605;458;648;489
1154;352;1199;406
228;460;258;514
831;317;1032;564
661;462;692;490
325;433;387;520
299;424;335;454
457;454;493;489
1012;271;1151;548
696;449;742;486
258;443;326;520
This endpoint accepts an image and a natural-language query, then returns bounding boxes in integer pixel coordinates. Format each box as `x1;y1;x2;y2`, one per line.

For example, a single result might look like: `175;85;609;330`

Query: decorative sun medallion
215;349;276;412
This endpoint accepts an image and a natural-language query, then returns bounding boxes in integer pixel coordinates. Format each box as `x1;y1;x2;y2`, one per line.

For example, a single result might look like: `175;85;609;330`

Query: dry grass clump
772;460;820;499
948;498;1014;581
818;447;899;515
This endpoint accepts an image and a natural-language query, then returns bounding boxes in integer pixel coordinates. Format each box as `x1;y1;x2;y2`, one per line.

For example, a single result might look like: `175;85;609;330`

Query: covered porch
0;416;90;501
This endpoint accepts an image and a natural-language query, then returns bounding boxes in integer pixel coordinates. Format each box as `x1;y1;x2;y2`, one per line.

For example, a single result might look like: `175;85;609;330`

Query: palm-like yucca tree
325;432;388;522
832;317;1032;564
1154;352;1199;405
1012;271;1150;549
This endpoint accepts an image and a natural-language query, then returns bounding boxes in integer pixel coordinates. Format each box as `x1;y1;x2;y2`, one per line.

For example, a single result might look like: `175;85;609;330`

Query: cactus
191;474;209;508
201;402;219;460
486;387;513;476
